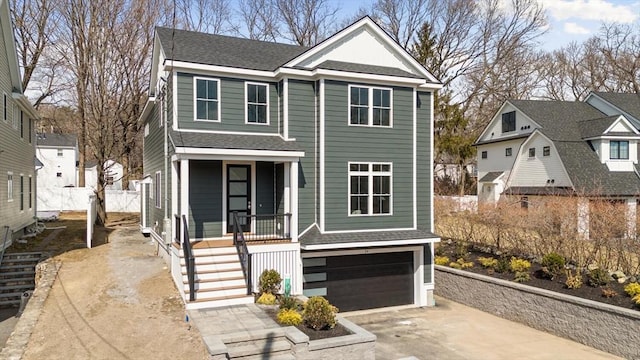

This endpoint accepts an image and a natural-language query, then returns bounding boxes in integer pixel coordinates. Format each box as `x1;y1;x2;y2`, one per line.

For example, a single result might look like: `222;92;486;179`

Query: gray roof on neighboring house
579;115;620;139
156;27;307;71
505;186;574;196
36;133;77;147
169;131;302;152
593;92;640;121
479;171;504;183
299;225;438;247
311;60;421;78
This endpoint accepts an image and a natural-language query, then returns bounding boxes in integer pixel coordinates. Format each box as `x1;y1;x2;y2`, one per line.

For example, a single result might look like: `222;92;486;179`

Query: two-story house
475;92;640;238
141;17;441;311
0;0;39;248
36;133;78;189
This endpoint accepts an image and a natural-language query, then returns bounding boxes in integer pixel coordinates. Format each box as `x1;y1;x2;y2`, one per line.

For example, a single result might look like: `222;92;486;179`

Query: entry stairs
0;252;45;307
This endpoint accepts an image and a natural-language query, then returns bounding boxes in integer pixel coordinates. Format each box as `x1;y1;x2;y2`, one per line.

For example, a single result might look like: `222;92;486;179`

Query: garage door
303;252;414;312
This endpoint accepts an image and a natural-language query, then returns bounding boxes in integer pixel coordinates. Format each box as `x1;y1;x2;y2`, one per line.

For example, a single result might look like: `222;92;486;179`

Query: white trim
321;227;416;235
247;242;300;253
193;76;221;122
174;147;304;158
313;69;426;86
290;161;299;242
28;175;32;210
172;128;286;137
347;162;393;217
172;71;178;131
319;79;326;232
298;223;317;238
283;78;289;139
244;81;270;125
429;91;435;231
476;100;542;143
302;239;436;251
167;61;274;79
154;171;162;208
7;171;13;202
412;88;417;230
19;173;24;212
171;160;178;241
414;247;425;306
347;85;393;128
180;160;189;244
604;115;640;135
301;245;425;257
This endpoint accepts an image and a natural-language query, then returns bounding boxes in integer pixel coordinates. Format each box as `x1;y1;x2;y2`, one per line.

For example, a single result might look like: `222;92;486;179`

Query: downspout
163;88;169;221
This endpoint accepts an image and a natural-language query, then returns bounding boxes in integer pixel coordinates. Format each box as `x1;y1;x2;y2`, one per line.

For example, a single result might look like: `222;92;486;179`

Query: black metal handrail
181;215;195;302
233;213;292;242
232;212;252;295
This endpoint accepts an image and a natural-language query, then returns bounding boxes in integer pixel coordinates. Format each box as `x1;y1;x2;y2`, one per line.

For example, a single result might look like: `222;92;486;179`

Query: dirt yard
20;214;208;359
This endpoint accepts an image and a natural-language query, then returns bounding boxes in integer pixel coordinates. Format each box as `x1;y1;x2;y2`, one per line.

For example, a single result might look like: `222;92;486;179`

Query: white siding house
36;133;78;189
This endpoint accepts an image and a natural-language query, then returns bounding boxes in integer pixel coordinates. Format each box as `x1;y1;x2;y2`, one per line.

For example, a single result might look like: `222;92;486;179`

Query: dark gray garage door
303;251;414;312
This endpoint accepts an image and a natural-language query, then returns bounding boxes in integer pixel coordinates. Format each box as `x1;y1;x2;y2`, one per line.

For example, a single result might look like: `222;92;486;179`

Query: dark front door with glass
227;165;251;233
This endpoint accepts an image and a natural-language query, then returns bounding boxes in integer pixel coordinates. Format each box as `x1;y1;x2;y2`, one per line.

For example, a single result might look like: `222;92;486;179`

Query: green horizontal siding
189;160;223;238
417;91;432;231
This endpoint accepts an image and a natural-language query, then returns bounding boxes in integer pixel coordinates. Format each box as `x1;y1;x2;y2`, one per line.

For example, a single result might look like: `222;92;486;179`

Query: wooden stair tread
188;293;252;303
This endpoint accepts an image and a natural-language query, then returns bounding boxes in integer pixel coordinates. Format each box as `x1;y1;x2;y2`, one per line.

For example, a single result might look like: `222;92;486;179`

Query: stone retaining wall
435;266;640;359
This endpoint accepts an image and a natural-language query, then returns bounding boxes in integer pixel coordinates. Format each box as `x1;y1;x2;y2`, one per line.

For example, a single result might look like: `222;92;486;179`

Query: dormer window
502;111;516;133
610;140;629;160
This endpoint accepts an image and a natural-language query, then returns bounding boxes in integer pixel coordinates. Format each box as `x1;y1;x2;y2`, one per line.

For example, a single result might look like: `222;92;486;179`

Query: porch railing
233;213;292;242
232;212;252;295
181;215;196;302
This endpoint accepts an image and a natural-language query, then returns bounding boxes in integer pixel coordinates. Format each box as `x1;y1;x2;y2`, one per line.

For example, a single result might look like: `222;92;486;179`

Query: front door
227;165;251;233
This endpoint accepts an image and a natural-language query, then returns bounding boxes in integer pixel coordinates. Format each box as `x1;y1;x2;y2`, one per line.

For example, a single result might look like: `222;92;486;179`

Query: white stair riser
180;254;239;264
188;247;236;257
182;270;244;283
186;279;246;291
190;263;241;272
185;296;254;310
191;287;248;299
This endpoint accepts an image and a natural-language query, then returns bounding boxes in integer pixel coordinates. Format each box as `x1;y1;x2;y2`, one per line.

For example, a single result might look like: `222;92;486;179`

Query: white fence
87;195;96;248
436;195;478;212
37;187;140;213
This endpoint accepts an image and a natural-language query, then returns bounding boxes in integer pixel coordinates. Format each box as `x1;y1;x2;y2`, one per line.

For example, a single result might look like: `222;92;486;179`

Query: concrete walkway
345;297;621;360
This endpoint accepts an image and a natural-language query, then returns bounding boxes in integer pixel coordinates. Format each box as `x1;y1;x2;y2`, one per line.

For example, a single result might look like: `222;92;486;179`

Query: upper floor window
610;140;629;160
349;85;392;127
7;173;12;201
349;162;392;216
505;148;512;157
543;146;550;156
194;77;220;122
528;148;535;157
28;119;32;144
246;83;268;124
502;111;516;133
481;151;487;159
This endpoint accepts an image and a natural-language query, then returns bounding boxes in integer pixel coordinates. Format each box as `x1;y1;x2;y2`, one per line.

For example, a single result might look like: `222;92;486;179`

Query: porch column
171;160;179;242
290;160;299;242
626;197;637;238
577;197;589;240
180;159;189;243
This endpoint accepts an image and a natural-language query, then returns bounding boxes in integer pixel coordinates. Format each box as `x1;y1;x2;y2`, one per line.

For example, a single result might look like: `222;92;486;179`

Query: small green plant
303;296;338;330
448;261;462;269
624;282;640;297
633;294;640;308
565;270;582;289
514;271;530;283
588;268;610;287
277;308;303;326
435;256;450;266
279;295;301;310
509;258;531;273
256;292;276;305
456;258;474;269
478;257;498;269
540;253;565;280
259;269;282;294
454;242;468;259
601;287;618;298
495;258;510;273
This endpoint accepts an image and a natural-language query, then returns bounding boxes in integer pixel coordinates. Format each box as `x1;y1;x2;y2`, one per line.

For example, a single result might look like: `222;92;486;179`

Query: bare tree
373;0;429;49
598;23;640;94
238;0;280;41
175;0;237;34
275;0;339;46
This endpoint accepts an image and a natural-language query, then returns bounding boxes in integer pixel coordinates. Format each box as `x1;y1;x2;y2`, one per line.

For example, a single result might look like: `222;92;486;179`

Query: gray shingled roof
299;225;438;247
479;171;504;182
593;92;640;121
156;27;307;71
170;130;301;152
579;116;619;139
36;133;77;147
311;60;421;78
505;186;574;195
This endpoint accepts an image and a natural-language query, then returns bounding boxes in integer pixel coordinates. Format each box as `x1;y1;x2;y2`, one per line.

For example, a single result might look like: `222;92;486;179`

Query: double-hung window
246;83;268;124
610;140;629;160
194;77;220;121
19;175;23;211
349;86;392;127
349;162;392;216
502;111;516;133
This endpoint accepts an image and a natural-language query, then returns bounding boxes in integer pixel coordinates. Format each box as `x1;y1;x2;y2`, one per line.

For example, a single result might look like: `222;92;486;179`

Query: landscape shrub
259;269;282;294
448;261;462;269
588;268;610;287
478;256;498;269
514;271;530;283
303;296;338;330
455;243;469;259
541;252;565;280
633;295;640;308
601;287;618;298
279;295;301;310
448;258;473;270
256;292;276;305
565;270;582;289
495;257;510;273
509;258;531;273
277;308;302;326
435;256;450;266
624;282;640;297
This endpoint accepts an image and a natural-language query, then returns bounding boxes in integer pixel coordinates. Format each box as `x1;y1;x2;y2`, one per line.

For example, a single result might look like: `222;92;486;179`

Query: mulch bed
262;307;352;341
437;241;638;311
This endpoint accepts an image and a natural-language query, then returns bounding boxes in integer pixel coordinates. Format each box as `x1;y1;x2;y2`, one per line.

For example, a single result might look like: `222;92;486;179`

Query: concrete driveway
344;297;621;360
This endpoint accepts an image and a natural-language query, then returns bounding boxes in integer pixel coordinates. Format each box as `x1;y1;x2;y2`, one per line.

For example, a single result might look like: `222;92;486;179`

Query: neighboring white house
82;159;124;190
36;133;78;189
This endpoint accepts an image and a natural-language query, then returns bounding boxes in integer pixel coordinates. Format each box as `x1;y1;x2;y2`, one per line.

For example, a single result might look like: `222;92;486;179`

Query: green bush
541;253;565;280
277;308;303;326
303;296;338;330
454;243;468;259
435;256;450;266
279;295;301;310
448;261;462;269
624;282;640;297
495;258;510;273
588;268;610;287
565;270;582;289
478;257;498;269
259;269;282;294
256;292;276;305
514;271;530;283
509;258;531;273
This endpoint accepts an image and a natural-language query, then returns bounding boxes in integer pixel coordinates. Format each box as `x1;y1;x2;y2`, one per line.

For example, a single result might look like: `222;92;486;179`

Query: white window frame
7;172;13;202
347;85;393;128
28;175;32;209
245;82;269;125
144;123;149;137
19;174;24;212
193;76;221;122
155;171;161;208
347;162;393;217
20;111;24;139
